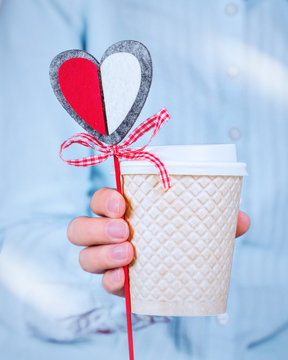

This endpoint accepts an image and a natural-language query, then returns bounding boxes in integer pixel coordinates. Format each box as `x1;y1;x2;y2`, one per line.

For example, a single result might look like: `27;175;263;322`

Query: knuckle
85;219;100;242
79;246;106;274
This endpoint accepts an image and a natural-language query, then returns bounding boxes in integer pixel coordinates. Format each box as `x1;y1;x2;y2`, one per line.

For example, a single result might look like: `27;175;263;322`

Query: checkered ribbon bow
60;108;171;190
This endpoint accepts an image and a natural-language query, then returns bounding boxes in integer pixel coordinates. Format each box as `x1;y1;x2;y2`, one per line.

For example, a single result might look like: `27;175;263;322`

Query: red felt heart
58;58;107;135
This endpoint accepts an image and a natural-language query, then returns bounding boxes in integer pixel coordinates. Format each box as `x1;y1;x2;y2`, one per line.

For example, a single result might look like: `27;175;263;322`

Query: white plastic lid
120;144;247;176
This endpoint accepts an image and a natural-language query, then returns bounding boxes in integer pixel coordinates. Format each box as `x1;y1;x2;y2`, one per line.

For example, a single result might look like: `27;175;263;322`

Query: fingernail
107;196;121;214
110;244;129;260
106;221;128;240
111;268;122;283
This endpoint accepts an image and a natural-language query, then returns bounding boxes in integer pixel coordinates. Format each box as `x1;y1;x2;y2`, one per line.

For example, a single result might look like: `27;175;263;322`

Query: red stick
113;155;134;360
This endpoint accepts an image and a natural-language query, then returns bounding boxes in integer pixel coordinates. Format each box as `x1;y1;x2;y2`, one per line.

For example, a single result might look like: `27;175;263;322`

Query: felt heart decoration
49;41;152;145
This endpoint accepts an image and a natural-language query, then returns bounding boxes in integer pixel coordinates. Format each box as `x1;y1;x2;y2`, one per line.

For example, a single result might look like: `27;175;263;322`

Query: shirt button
229;127;242;141
217;312;230;326
225;3;239;16
227;64;240;78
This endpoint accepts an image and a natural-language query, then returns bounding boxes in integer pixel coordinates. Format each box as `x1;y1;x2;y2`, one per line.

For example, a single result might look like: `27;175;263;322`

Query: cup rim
120;144;247;176
120;161;247;176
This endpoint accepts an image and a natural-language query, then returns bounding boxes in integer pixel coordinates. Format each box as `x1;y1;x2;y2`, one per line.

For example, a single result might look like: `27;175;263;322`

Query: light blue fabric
1;0;288;359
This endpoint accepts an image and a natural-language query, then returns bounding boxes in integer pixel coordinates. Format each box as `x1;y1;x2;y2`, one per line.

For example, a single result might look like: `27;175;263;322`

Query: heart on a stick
49;41;152;145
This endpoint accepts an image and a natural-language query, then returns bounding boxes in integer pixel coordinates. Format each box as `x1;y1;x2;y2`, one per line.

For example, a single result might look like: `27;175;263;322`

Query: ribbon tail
120;151;171;191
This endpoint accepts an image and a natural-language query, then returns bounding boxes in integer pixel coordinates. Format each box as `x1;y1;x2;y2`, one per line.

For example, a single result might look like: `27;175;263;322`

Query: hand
68;187;132;297
68;188;250;297
236;210;250;238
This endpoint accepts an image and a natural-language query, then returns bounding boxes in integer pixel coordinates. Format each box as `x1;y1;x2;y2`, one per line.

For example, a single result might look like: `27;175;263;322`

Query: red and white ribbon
60;108;171;190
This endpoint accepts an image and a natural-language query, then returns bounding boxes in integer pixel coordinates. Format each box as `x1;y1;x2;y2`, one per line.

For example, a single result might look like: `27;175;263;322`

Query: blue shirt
1;0;288;359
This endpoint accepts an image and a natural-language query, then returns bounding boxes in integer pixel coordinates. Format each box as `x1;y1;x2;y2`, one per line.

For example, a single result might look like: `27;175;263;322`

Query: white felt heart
101;52;141;134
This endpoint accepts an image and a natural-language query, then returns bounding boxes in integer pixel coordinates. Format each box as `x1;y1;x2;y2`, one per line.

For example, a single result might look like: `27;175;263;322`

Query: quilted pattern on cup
122;174;242;316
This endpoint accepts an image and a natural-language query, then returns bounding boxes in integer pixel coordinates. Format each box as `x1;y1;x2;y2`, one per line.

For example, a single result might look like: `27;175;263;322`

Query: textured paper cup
120;145;247;317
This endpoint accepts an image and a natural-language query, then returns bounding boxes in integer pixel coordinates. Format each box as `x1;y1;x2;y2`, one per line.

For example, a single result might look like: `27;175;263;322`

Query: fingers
90;187;126;218
79;241;134;274
102;268;125;297
68;187;130;297
236;211;250;237
67;216;129;246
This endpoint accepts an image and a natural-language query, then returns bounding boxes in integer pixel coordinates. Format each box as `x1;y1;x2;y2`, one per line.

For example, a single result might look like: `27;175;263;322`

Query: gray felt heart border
49;40;152;145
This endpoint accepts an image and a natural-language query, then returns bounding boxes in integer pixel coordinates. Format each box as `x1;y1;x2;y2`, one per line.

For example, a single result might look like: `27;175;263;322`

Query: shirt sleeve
0;217;169;341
